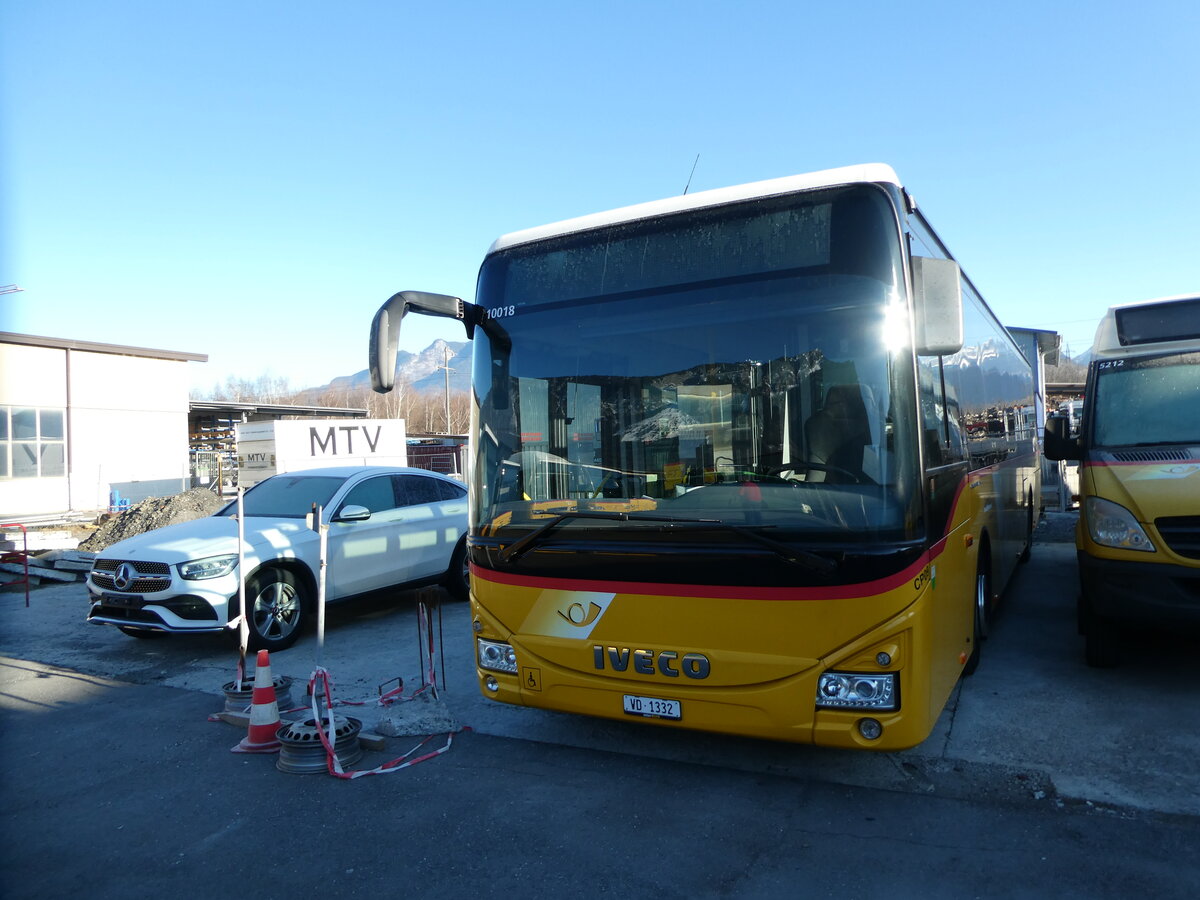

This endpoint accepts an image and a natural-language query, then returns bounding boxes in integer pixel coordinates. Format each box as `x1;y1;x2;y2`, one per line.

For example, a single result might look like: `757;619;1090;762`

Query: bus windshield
470;184;922;556
1092;352;1200;447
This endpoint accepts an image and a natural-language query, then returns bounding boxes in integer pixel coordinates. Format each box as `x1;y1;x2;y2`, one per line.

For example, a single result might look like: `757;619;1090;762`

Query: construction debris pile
79;488;226;552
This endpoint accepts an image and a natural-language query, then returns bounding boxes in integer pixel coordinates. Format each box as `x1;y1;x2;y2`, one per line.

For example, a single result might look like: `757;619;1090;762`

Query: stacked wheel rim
276;716;363;774
223;676;293;714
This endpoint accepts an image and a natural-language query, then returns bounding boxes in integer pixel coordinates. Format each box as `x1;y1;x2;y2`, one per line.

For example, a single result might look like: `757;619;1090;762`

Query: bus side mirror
370;291;471;393
1044;415;1081;461
912;257;964;356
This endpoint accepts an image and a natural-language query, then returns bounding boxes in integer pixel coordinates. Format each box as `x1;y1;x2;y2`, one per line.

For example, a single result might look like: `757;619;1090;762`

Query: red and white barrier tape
210;667;438;722
307;667;462;780
329;730;461;780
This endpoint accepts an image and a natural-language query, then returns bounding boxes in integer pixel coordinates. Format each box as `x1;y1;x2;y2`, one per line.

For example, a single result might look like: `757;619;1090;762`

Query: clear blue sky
2;1;1196;394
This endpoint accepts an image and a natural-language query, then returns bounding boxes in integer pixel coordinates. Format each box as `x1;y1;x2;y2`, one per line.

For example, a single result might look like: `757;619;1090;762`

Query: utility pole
437;345;456;434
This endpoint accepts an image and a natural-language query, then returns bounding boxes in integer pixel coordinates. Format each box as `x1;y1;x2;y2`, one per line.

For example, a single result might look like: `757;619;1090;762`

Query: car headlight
1085;497;1155;552
178;555;239;580
477;639;518;674
816;672;898;711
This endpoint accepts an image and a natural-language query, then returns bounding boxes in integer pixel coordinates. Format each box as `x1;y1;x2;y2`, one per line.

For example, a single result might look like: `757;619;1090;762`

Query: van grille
1110;449;1191;463
1155;517;1200;560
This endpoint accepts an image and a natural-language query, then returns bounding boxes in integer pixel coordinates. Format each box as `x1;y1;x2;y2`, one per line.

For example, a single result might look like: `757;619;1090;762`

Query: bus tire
1019;493;1033;564
963;553;990;677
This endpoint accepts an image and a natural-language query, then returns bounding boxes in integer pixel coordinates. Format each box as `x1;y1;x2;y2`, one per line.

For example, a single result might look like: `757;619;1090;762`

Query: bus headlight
1085;497;1155;552
816;672;898;711
478;638;518;674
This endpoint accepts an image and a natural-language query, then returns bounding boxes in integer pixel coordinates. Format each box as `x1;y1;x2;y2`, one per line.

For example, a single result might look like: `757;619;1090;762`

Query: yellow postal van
1045;294;1200;666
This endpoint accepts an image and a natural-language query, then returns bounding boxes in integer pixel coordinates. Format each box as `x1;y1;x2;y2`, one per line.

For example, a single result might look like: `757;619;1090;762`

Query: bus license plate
622;694;681;720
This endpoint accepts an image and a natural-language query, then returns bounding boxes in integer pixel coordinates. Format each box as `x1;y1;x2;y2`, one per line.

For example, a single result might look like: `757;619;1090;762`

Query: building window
1;406;66;479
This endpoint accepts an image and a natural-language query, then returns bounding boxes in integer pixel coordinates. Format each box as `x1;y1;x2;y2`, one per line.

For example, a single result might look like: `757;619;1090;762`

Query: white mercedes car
86;466;469;651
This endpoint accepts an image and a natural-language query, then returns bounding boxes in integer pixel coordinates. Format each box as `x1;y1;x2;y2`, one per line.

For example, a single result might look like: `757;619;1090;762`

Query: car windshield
233;475;346;518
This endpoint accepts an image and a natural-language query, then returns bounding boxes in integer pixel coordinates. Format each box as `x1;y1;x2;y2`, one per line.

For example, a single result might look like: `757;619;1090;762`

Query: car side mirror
332;505;372;523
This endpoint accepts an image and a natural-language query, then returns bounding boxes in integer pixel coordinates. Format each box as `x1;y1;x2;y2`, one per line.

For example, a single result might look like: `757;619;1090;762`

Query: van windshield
1092;352;1200;447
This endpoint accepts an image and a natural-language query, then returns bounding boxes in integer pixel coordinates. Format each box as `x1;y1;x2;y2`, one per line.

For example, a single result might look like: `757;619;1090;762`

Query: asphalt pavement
1;512;1195;817
2;511;1199;898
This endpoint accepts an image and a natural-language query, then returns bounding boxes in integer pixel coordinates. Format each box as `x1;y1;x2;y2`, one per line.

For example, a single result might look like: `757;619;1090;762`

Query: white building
0;332;206;519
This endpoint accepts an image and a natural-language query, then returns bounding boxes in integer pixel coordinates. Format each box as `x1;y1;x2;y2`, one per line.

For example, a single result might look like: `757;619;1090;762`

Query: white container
235;419;409;487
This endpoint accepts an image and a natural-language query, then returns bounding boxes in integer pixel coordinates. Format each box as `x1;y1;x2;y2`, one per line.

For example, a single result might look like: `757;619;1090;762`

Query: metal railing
0;522;30;606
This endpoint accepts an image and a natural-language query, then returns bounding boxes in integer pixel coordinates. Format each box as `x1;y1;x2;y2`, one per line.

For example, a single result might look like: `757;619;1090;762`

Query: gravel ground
1035;510;1079;544
78;488;225;552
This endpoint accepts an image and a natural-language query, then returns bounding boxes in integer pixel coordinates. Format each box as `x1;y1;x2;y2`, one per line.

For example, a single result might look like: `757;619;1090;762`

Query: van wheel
246;567;307;652
1081;601;1120;668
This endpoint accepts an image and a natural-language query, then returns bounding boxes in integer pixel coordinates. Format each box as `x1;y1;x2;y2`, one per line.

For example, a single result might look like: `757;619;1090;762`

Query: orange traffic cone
231;649;283;754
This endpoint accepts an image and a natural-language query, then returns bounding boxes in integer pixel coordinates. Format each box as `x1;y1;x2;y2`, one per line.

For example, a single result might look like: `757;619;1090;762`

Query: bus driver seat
804;383;873;483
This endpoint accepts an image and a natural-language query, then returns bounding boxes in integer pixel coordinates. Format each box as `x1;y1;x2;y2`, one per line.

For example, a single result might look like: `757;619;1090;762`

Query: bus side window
918;356;965;467
918;358;945;467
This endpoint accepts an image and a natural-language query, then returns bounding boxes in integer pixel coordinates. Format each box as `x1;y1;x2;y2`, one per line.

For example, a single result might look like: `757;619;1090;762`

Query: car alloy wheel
247;567;307;651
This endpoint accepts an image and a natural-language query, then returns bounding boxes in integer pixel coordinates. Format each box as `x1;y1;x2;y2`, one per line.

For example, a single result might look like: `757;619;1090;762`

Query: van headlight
1085;497;1155;552
817;672;898;711
477;639;518;674
178;555;239;580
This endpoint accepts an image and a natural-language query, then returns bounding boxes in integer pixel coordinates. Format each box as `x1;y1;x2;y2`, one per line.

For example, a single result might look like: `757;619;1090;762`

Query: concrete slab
946;541;1196;813
43;558;94;573
0;562;77;582
0;531;79;552
38;549;98;563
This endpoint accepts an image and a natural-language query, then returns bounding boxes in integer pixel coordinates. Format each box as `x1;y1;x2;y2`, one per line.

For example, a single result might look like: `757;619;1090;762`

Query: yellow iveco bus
369;164;1041;750
1045;294;1200;667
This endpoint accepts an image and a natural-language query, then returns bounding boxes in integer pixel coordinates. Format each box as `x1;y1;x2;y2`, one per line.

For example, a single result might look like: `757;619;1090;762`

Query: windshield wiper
497;510;836;574
719;524;837;575
498;511;714;563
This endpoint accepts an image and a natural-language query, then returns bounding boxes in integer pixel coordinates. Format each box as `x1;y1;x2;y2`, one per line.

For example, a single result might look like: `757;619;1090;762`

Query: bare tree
190;368;470;431
1046;357;1088;383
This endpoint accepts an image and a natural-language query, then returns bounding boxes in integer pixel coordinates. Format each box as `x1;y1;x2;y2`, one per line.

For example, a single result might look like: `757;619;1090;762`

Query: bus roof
488;163;903;255
1091;293;1200;359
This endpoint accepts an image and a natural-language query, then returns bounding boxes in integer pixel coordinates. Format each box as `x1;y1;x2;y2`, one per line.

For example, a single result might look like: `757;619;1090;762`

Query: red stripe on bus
468;471;981;602
1083;458;1200;467
470;554;935;602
